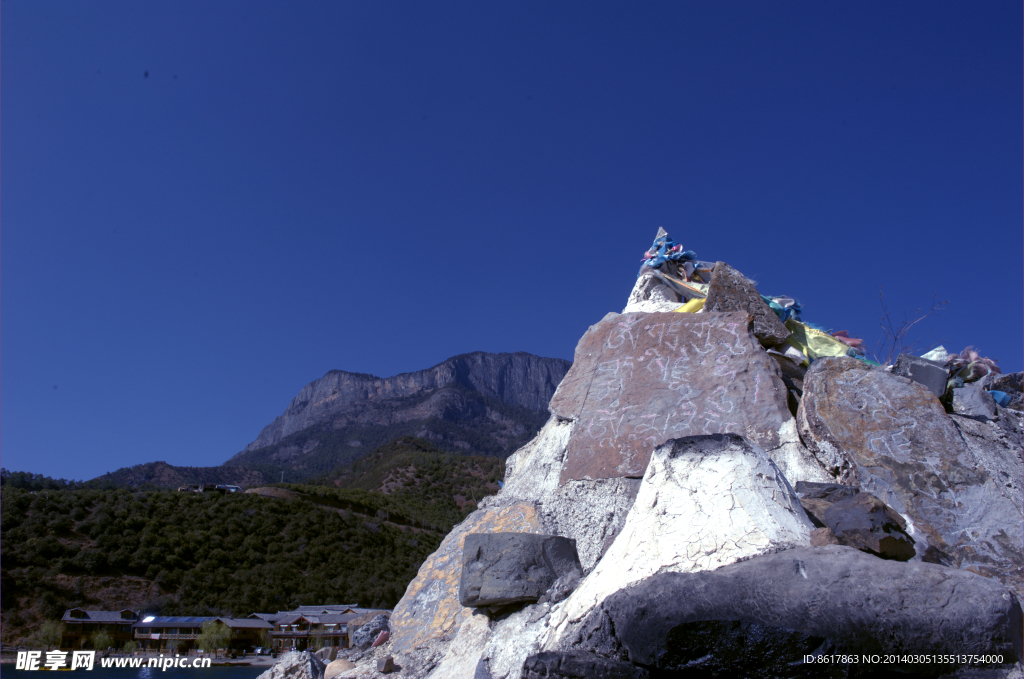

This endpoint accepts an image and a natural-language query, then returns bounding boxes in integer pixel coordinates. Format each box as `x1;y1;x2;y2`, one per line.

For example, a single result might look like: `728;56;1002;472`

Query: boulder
521;651;649;679
822;492;916;561
569;546;1023;675
892;352;949;398
809;527;840;546
255;651;326;679
550;311;792;483
793;481;859;526
953;383;999;421
548;434;812;645
388;501;544;654
375;656;395;674
459;533;582;608
323;658;356;679
351;614;389;651
990;372;1024;411
798;356;1024;599
703;261;791;346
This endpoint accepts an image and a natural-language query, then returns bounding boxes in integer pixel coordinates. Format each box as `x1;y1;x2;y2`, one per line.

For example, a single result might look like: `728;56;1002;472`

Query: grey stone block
822;492;916;561
459;533;583;608
375;655;395;673
521;651;649;679
573;546;1022;674
351;614;389;650
704;261;791;346
893;353;949;398
953;383;999;421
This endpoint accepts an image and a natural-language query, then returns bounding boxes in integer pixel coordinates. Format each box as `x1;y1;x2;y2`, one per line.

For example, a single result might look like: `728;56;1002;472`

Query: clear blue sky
3;2;1021;481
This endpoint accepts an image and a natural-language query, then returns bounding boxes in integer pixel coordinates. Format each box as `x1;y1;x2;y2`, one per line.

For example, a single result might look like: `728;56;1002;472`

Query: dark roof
134;616;217;628
218;618;272;629
249;613;284;623
291;605;359;614
62;609;138;623
274;614;306;626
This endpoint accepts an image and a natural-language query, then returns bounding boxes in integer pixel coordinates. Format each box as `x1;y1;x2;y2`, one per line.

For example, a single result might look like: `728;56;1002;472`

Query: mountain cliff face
222;352;572;480
241;352;570;452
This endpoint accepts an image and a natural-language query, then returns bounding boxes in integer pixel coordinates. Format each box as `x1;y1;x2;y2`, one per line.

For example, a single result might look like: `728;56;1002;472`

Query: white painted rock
546;433;813;645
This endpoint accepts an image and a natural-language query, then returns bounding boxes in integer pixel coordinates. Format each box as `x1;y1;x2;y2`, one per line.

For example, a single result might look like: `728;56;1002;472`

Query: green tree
197;620;231;658
38;621;64;649
308;627;325;651
257;629;271;650
91;630;112;651
123;640;138;655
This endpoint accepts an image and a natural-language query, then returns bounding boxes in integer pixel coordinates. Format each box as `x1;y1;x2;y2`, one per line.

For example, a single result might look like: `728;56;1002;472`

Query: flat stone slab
388;501;543;654
571;546;1023;674
892;353;949;399
459;532;582;607
552;312;791;484
822;492;915;561
952;383;998;420
798;357;1024;599
704;261;790;346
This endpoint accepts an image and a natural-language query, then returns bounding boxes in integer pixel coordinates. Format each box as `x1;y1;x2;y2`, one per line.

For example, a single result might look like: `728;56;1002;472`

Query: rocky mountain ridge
236;352;570;453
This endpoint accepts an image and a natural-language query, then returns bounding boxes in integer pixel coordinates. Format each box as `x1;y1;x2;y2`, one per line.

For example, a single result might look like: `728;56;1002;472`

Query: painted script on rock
555;312;791;484
799;357;1024;599
388;502;543;655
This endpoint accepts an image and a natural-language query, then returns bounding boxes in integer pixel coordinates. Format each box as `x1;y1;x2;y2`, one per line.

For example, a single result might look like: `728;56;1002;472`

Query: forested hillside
0;441;504;646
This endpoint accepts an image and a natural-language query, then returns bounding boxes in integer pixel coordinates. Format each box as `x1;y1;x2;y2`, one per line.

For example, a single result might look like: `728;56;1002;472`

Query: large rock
256;651;326;679
351;614;390;650
953;382;999;421
388;501;544;654
550;311;791;483
323;658;356;679
547;434;813;645
893;352;949;399
822;492;916;561
798;357;1024;599
459;533;582;608
521;651;649;679
569;546;1023;675
703;261;791;346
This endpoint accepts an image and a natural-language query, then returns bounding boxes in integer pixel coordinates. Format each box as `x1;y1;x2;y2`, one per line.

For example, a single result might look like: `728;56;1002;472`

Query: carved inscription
558;312;790;484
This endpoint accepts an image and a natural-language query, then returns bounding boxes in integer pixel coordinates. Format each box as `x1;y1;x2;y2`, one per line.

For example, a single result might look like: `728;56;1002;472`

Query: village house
131;616;272;653
60;609;138;650
249;605;370;650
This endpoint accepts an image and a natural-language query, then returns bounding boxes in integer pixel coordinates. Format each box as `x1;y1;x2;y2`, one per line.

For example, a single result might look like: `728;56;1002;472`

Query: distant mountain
84;461;271;489
221;351;571;481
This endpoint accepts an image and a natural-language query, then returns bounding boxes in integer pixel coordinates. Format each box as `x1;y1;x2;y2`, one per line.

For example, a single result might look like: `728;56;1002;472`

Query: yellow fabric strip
675;298;706;313
784;319;849;365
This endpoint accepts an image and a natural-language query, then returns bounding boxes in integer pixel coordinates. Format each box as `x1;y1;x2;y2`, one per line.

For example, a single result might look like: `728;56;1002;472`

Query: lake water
2;666;267;679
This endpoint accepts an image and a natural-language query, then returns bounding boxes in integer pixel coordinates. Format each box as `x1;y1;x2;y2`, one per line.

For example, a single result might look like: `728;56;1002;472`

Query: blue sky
3;2;1021;481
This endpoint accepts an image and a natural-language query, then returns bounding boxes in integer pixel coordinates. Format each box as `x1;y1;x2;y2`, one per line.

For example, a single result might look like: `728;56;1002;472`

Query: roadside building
60;609;138;650
249;605;369;650
131;616;272;653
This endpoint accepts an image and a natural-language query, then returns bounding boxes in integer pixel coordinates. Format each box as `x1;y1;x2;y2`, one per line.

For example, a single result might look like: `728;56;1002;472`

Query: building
132;616;272;653
250;605;370;650
60;609;138;650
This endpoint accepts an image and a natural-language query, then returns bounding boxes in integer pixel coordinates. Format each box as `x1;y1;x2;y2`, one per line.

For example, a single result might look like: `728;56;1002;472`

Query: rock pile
335;230;1023;678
